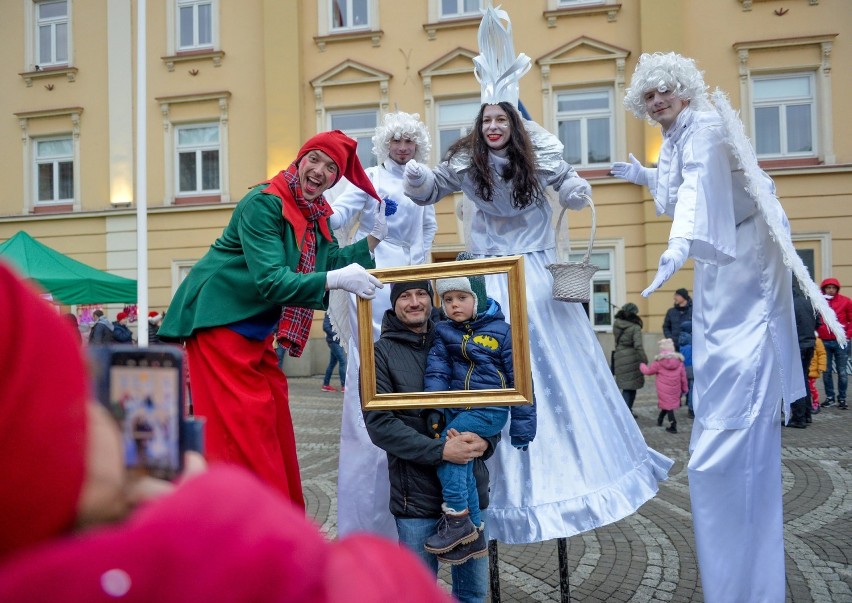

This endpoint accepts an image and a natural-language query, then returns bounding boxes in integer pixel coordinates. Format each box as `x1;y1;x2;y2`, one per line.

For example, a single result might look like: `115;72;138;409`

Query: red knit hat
297;130;381;203
0;262;88;560
116;311;128;321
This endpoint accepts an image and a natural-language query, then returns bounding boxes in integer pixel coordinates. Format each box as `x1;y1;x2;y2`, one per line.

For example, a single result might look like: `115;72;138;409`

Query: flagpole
136;0;149;347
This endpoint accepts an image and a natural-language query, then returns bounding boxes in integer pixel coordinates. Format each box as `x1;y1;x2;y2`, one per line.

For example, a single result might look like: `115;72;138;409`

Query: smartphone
90;345;187;480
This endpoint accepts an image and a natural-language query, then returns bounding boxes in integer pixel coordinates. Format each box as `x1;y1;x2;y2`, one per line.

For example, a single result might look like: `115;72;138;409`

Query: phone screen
107;359;181;479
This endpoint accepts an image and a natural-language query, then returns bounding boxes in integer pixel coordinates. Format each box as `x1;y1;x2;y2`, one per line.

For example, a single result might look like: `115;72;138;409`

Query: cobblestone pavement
289;376;851;602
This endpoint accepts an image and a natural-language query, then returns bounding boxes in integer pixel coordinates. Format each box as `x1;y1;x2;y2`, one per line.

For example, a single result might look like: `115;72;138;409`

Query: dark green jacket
612;318;647;391
160;176;374;340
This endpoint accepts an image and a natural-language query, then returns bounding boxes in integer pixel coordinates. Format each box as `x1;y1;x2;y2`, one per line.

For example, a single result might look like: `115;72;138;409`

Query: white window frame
24;0;74;71
172;260;197;293
328;109;380;168
558;0;605;6
34;136;74;205
36;0;69;66
434;98;481;163
176;0;215;51
751;72;817;159
329;0;371;32
555;87;614;168
165;0;219;56
439;0;483;19
174;123;221;197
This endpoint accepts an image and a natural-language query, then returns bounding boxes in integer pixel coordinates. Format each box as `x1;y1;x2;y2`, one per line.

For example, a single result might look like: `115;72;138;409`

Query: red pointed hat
297;130;382;204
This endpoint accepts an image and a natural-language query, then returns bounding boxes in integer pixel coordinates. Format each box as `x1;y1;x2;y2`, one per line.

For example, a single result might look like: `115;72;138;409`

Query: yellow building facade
1;0;850;369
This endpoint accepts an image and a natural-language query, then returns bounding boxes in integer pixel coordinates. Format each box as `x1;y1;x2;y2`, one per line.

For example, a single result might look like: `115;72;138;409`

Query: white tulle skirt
481;250;672;544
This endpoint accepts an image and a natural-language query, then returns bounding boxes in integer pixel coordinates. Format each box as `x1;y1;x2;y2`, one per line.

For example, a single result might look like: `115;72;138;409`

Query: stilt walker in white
333;112;437;538
403;5;673;546
612;52;846;602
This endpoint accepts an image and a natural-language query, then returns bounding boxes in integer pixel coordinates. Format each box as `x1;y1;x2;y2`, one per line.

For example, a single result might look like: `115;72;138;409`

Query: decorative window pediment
537;36;629;68
310;60;391;133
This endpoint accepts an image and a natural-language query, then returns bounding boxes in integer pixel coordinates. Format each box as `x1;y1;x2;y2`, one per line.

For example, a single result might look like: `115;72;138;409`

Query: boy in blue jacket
422;267;535;563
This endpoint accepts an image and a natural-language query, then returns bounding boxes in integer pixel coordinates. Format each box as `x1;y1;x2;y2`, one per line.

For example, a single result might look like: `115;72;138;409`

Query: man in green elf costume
160;130;387;507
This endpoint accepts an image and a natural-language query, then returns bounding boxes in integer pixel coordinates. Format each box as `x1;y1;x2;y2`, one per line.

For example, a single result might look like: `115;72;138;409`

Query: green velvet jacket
159;175;374;340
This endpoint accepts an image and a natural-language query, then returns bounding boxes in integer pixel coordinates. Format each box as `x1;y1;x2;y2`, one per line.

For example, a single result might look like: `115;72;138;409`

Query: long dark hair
447;101;544;210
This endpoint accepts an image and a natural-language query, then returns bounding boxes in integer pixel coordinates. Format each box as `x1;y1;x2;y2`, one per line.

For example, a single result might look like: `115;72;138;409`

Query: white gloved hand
404;159;426;187
327;211;343;230
642;238;691;297
369;199;387;242
610;153;648;186
567;183;592;205
326;264;384;300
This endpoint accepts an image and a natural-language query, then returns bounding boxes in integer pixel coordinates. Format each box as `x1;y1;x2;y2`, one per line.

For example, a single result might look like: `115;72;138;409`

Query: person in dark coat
790;280;818;427
612;303;647;418
678;320;694;418
662;288;692;350
112;312;134;344
364;280;498;602
88;309;115;345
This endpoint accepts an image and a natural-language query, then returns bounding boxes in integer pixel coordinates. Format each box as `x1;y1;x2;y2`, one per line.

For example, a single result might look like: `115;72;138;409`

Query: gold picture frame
358;255;533;411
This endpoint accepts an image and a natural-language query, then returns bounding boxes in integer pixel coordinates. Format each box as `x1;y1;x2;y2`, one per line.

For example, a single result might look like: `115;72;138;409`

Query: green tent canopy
0;231;137;304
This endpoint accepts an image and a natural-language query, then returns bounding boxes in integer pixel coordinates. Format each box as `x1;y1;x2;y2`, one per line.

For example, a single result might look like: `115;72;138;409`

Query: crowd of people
3;7;848;603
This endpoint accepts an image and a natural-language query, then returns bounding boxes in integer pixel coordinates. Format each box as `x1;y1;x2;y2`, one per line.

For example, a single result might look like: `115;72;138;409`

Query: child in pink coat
641;338;688;433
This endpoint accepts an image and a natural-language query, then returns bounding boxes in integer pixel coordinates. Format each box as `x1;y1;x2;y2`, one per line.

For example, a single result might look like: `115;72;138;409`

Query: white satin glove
326;264;384;300
642;238;691;298
404;160;426;186
610;153;648;186
369;199;387;242
565;183;592;208
327;211;343;230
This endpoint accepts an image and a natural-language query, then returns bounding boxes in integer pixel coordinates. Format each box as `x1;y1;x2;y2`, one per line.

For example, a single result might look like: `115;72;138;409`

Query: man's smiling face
644;88;689;132
297;150;339;201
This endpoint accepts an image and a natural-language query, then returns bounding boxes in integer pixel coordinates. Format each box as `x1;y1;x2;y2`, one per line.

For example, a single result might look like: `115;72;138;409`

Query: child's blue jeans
437;406;508;526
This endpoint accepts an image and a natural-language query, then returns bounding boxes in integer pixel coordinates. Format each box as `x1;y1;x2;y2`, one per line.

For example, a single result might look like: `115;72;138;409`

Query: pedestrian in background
817;278;852;409
678;320;694;419
809;338;827;414
641;338;688;434
612;303;647;418
321;314;346;392
662;288;692;350
790;280;817;428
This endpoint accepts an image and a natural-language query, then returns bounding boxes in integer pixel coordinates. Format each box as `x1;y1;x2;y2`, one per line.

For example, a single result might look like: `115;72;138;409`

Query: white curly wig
371;111;431;164
623;52;711;122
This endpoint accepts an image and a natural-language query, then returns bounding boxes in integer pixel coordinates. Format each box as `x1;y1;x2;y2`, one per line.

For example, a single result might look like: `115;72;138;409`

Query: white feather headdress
473;5;531;106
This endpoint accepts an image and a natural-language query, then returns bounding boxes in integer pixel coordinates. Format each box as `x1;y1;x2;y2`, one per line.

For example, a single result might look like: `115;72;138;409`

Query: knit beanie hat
0;262;88;560
390;280;433;311
674;288;690;301
116;311;128;321
435;274;488;317
297;130;381;203
658;338;675;354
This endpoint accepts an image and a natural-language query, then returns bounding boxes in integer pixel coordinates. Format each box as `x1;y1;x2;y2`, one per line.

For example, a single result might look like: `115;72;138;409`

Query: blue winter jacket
424;299;536;447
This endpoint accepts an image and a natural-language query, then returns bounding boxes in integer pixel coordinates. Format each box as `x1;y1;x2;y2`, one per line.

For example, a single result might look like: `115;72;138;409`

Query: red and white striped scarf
277;163;328;357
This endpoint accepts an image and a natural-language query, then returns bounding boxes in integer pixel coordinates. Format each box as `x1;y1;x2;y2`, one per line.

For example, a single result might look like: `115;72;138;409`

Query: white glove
404;159;426;187
326;264;384;300
566;183;592;207
369;199;387;242
610;153;648;186
642;238;691;298
327;211;343;230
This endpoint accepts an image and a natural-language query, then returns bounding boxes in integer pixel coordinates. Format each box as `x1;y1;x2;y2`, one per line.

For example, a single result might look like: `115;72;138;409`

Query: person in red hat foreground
159;131;388;506
0;261;451;603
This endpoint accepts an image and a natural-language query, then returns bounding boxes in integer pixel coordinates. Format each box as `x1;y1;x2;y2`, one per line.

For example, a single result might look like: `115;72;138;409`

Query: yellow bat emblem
472;334;498;350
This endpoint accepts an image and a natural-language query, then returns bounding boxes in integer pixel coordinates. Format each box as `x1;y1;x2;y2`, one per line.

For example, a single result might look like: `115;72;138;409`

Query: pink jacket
641;356;688;410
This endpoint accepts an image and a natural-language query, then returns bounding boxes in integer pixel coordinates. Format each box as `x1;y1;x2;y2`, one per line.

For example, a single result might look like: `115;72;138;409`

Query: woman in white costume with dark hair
612;51;845;602
403;6;672;546
333;111;437;539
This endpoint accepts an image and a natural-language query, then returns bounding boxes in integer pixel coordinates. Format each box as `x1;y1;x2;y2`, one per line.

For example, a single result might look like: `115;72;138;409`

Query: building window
568;249;615;328
175;124;220;195
330;0;370;31
36;0;69;67
436;99;481;161
35;137;73;204
556;88;613;167
558;0;605;6
177;0;213;51
329;110;379;168
752;74;815;158
440;0;482;18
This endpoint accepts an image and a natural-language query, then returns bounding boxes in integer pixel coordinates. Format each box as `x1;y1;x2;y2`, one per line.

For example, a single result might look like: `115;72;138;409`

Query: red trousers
808;377;820;408
185;327;304;507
